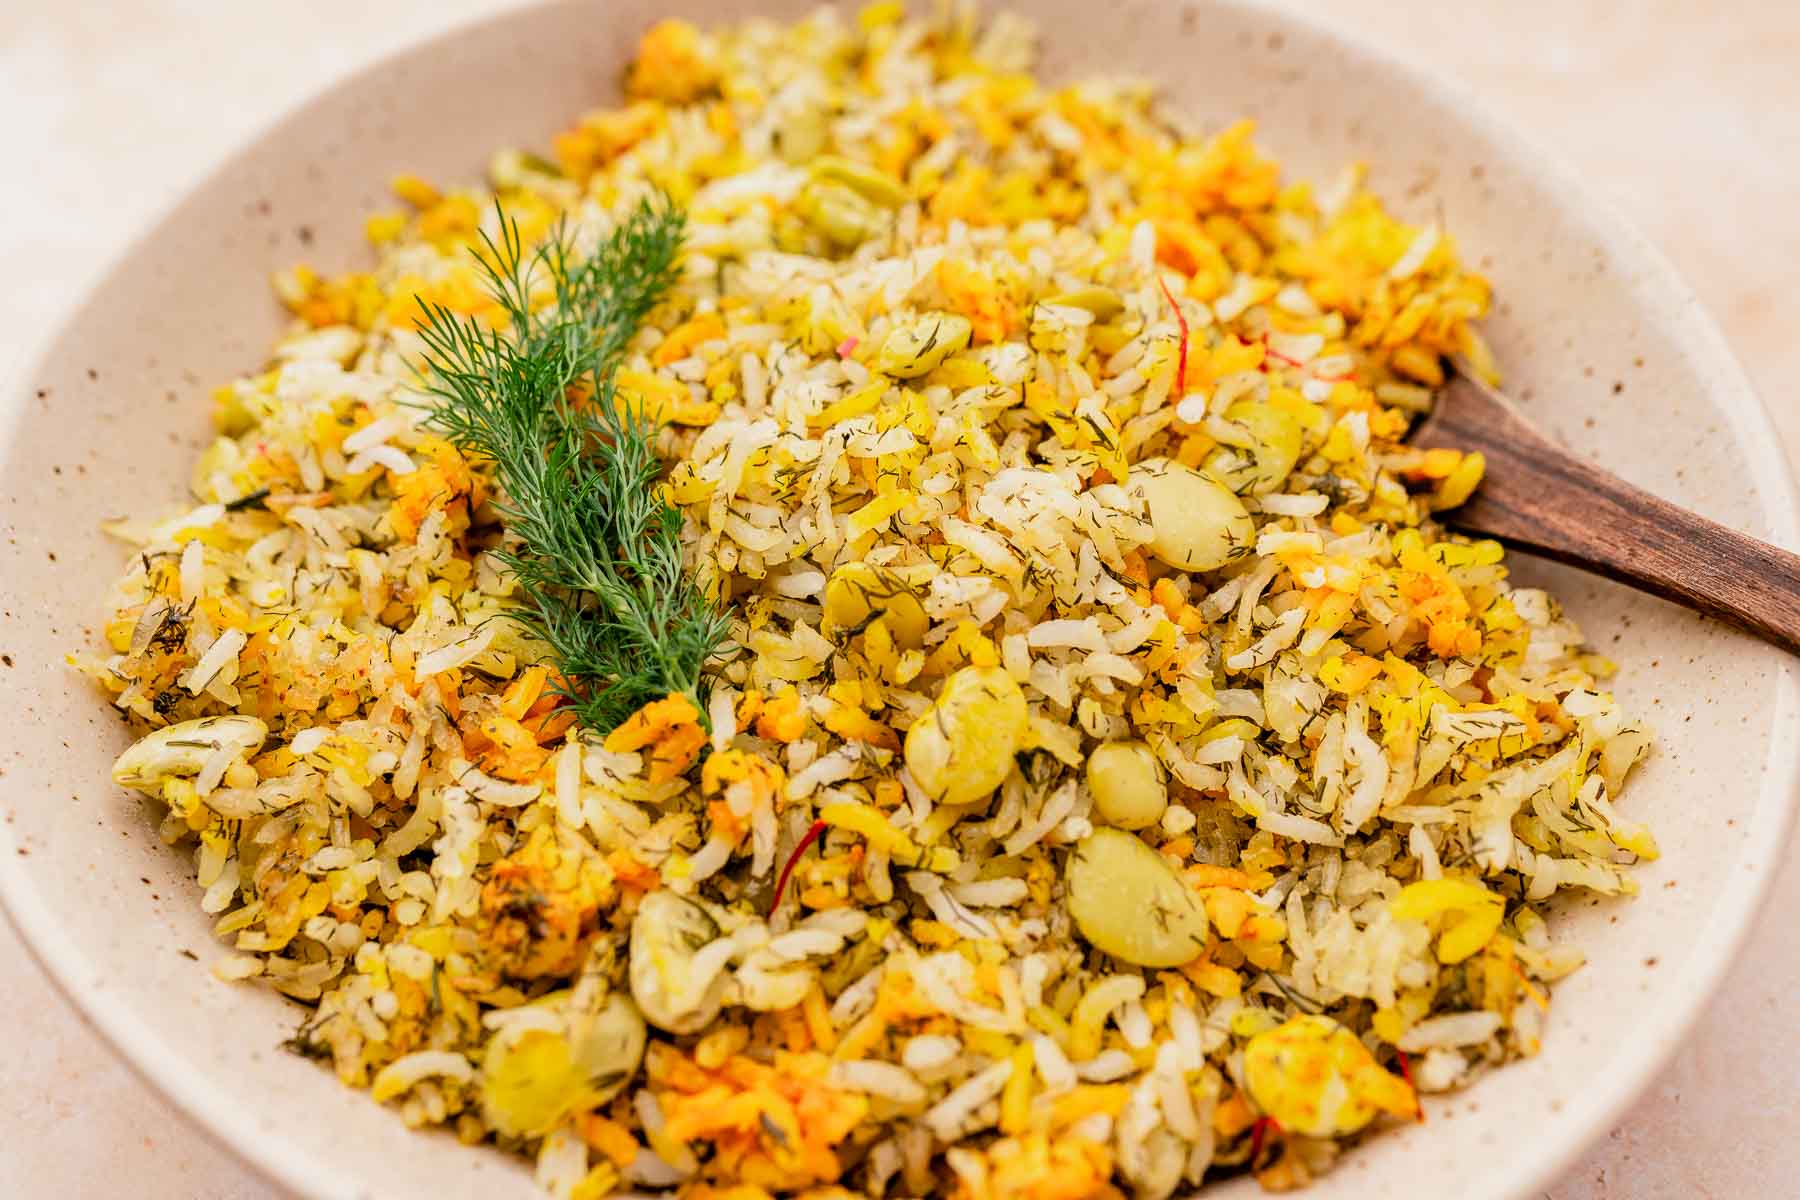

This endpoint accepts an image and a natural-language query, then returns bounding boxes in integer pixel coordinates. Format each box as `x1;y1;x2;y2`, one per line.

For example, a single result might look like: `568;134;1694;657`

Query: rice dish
76;7;1658;1196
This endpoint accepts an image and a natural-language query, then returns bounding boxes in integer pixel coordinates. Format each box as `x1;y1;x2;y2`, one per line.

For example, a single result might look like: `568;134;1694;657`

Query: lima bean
1085;741;1168;830
1129;459;1255;572
1065;827;1209;967
876;314;973;379
1206;400;1303;495
822;561;930;648
904;665;1027;806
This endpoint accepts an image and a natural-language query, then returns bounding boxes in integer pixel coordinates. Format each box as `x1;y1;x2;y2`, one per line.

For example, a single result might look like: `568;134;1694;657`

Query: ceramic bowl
2;2;1795;1197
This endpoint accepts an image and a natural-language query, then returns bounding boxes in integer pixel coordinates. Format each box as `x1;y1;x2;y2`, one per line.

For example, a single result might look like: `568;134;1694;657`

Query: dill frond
415;197;729;733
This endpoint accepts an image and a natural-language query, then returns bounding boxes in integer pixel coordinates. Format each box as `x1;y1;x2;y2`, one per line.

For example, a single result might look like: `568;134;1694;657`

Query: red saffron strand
1395;1049;1425;1123
1258;331;1305;369
768;819;829;916
1158;274;1190;397
1249;1115;1282;1163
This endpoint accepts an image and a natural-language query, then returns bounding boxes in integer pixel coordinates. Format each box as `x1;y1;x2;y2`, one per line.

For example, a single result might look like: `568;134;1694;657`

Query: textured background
1;2;1796;1196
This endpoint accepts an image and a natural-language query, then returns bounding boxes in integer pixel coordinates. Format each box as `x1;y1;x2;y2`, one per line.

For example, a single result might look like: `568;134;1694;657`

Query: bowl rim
2;3;1796;1198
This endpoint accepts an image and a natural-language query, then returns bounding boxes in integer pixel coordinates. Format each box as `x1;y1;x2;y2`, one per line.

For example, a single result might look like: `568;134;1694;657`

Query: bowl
2;2;1795;1197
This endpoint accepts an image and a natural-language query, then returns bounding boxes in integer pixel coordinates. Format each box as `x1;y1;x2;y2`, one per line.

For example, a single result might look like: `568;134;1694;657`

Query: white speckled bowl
1;3;1794;1198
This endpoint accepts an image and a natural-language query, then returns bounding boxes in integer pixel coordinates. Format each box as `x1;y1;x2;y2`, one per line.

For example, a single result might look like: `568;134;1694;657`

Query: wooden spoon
1409;372;1800;655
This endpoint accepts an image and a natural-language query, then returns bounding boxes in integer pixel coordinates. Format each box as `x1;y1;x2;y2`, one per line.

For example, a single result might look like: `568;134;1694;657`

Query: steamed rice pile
78;7;1659;1197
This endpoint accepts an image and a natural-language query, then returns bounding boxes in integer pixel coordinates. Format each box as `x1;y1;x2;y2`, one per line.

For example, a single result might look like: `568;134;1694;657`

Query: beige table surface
2;2;1796;1196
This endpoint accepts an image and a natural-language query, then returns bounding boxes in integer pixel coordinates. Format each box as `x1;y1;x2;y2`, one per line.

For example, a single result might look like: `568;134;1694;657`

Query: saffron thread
1396;1049;1425;1123
1158;274;1190;398
1249;1114;1282;1164
769;818;829;915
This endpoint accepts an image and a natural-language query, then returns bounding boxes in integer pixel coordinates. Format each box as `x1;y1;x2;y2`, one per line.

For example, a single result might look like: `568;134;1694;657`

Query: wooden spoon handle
1419;386;1800;655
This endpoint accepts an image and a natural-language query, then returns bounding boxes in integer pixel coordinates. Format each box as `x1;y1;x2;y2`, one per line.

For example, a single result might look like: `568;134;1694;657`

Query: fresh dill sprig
414;197;729;733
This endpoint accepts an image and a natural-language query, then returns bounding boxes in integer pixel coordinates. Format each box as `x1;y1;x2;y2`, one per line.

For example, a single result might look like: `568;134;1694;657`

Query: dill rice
77;6;1658;1198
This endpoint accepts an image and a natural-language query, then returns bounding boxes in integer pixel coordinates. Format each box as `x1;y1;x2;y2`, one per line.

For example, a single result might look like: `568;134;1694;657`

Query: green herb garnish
415;197;729;733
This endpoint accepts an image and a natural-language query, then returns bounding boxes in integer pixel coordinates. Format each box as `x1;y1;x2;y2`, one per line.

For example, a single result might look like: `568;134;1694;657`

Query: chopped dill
415;197;730;733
